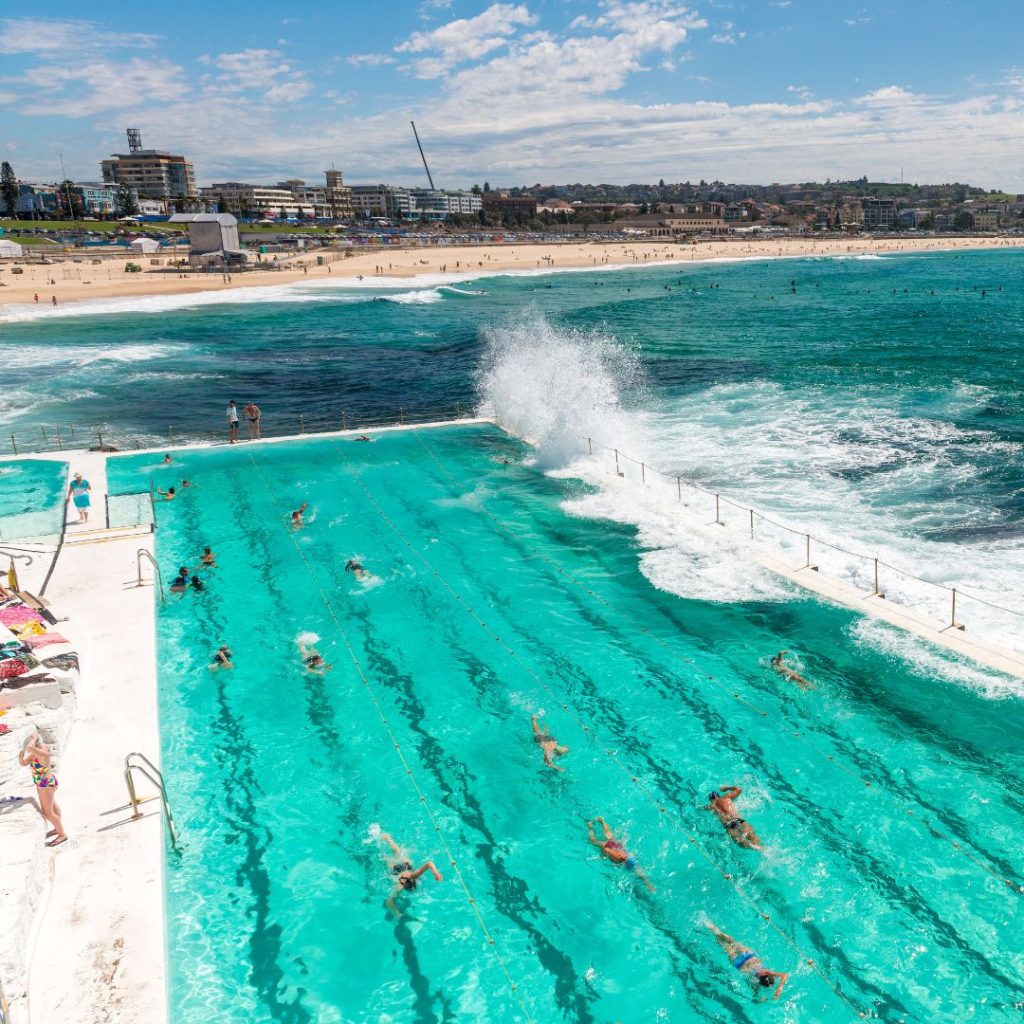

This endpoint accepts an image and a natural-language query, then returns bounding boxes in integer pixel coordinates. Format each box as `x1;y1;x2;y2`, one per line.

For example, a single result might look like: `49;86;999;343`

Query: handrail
135;548;164;603
124;752;179;850
576;432;1024;635
2;404;478;458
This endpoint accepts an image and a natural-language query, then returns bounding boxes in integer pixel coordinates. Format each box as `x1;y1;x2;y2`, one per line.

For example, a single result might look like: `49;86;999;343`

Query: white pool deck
1;419;1022;1024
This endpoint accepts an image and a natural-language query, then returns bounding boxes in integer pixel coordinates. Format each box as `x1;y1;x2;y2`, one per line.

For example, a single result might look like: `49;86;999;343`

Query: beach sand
1;235;1021;312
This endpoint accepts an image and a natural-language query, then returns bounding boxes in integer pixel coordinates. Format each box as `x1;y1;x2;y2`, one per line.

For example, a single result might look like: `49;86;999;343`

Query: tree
658;178;665;188
114;184;139;218
216;197;228;214
1;161;18;217
57;180;84;219
483;181;491;192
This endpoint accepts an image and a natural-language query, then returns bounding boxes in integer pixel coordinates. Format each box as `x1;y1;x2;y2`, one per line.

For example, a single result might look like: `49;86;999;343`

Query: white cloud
396;3;537;77
347;53;397;67
210;48;311;103
0;17;158;54
855;85;921;106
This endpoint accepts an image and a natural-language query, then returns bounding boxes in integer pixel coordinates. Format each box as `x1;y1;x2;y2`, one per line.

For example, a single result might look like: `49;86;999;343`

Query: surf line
244;451;536;1024
340;448;869;1021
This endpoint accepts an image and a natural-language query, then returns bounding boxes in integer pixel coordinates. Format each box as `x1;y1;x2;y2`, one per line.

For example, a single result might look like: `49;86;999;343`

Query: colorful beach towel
0;606;45;627
23;634;69;650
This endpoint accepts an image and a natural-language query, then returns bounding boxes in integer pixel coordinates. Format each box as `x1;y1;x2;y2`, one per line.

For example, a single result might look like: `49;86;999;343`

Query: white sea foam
383;288;443;304
478;314;1024;662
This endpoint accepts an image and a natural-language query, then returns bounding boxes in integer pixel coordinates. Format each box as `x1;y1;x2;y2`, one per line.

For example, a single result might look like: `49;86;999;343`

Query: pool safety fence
580;434;1024;641
3;405;480;458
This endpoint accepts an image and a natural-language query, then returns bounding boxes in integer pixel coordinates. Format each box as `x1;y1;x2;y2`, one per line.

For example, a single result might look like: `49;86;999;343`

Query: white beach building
0;239;24;258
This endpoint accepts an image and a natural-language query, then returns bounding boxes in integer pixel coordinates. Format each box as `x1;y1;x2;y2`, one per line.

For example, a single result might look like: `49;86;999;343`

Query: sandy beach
0;234;1021;313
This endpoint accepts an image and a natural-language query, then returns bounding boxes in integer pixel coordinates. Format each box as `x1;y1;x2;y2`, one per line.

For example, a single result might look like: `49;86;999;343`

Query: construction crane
410;121;435;190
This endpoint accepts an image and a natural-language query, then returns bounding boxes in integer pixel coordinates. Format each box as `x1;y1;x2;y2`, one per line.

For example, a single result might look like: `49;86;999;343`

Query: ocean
2;248;1023;682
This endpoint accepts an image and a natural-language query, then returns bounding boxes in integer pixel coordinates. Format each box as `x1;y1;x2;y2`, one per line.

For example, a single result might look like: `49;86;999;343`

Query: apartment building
199;183;314;219
861;198;898;229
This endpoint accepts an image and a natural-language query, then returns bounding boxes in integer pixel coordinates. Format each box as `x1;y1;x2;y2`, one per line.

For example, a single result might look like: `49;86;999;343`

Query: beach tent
0;239;23;257
129;237;161;254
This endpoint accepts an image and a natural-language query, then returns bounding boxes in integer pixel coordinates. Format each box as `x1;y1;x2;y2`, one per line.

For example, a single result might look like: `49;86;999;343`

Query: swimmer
210;645;233;670
379;830;443;917
291;502;308;529
157;486;176;501
190;575;205;593
706;786;762;851
162;454;172;465
531;714;569;771
200;546;216;567
587;817;655;891
298;637;331;674
170;567;189;594
181;479;194;488
355;434;371;443
771;650;813;689
344;559;367;579
705;922;789;1000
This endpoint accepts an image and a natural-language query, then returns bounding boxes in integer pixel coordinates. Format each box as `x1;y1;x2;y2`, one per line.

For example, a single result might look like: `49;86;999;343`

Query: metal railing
135;549;164;603
580;433;1024;640
124;752;179;850
3;404;481;458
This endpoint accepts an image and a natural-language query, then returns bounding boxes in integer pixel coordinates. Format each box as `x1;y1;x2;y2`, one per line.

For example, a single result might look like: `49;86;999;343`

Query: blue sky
2;1;1023;190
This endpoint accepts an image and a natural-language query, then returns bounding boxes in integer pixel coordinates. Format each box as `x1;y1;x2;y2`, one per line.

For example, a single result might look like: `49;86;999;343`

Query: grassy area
0;219;185;233
6;235;59;246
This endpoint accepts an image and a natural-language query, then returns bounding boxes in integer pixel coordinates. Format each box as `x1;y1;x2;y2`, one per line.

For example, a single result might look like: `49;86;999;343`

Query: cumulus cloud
210;48;311;101
396;3;537;77
347;53;397;67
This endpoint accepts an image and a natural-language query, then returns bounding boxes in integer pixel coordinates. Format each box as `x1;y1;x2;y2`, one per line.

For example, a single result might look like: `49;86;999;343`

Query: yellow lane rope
245;452;536;1024
342;449;869;1021
414;432;1024;898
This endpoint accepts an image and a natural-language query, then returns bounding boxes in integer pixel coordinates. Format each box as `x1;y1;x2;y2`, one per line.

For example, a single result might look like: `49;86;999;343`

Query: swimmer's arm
772;973;789;999
721;785;742;798
386;891;402;917
586;822;604;848
411;860;443;882
636;868;657;893
530;714;541;736
380;832;402;854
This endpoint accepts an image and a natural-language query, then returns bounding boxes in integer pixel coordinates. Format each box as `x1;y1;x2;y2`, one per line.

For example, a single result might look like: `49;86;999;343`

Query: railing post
641;462;646;484
399;406;405;425
55;425;63;451
300;415;305;434
456;401;462;418
342;410;348;430
587;436;593;456
715;494;721;524
873;557;883;598
168;425;174;445
676;475;681;501
614;449;620;475
9;435;16;456
97;430;104;450
749;508;754;538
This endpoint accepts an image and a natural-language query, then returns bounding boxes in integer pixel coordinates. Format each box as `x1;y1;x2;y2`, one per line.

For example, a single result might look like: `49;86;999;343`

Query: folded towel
0;659;27;679
0;607;43;626
24;634;69;650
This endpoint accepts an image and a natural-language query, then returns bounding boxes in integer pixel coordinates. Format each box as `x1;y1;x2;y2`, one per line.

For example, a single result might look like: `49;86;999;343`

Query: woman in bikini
291;503;308;529
297;637;331;675
379;830;443;916
19;732;67;846
587;816;655;891
706;921;788;1000
706;786;762;851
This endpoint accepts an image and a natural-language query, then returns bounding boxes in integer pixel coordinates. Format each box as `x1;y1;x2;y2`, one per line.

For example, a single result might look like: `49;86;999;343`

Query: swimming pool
116;426;1023;1023
0;458;68;543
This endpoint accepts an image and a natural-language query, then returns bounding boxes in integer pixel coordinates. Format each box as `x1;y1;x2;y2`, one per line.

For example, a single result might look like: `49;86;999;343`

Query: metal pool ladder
135;548;165;603
124;752;179;850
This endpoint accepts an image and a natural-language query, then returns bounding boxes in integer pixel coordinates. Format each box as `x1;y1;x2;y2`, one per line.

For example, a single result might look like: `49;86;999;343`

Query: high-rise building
861;198;897;229
101;128;196;208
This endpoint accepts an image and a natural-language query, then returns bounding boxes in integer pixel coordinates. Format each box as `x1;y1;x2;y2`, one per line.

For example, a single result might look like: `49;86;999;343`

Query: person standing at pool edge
19;732;67;846
67;472;91;523
226;400;239;444
244;401;262;441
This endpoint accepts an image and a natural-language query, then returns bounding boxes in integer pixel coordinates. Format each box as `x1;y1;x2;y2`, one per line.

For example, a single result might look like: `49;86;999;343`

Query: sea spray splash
476;314;646;470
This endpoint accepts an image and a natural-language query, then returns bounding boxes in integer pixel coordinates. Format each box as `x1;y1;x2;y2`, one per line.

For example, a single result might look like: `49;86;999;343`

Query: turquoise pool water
0;458;68;543
113;426;1023;1024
